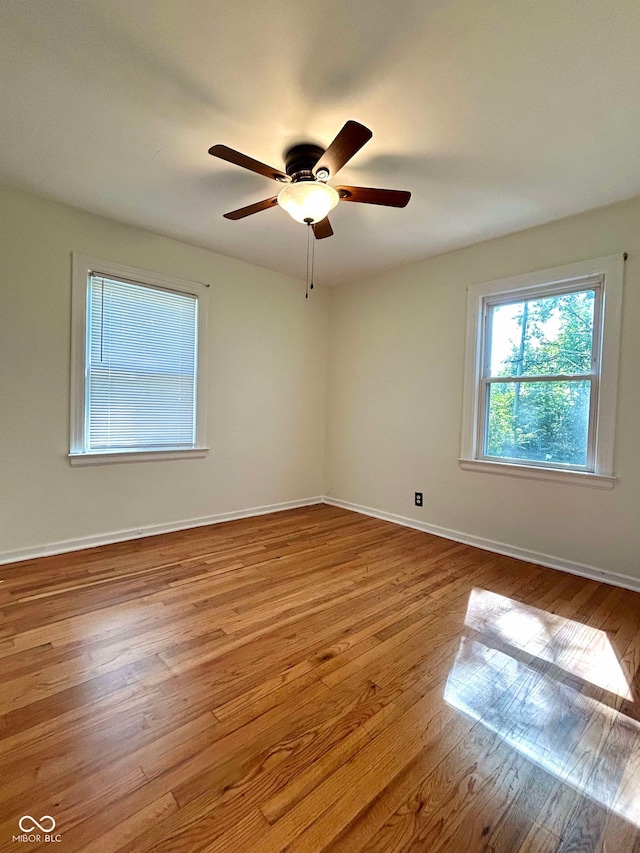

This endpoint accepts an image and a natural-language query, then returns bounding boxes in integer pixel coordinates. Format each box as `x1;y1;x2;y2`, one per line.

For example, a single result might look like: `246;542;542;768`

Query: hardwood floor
0;504;639;852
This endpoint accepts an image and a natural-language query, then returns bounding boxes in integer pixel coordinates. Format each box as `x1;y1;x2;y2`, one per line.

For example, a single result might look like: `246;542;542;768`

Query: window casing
460;255;624;488
70;255;209;465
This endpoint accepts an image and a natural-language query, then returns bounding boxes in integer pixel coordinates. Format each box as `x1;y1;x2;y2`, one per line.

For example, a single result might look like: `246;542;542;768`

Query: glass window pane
489;290;595;377
485;380;591;466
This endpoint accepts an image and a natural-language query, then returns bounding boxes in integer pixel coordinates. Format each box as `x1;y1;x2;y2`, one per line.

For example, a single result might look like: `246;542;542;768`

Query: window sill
69;447;209;466
458;458;616;489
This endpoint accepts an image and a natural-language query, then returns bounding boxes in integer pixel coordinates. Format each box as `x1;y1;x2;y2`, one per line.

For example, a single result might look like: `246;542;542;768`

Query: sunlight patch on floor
464;587;631;699
445;588;640;827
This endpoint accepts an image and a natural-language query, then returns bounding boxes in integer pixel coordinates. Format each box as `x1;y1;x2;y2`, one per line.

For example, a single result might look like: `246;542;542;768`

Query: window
70;255;208;465
460;255;624;488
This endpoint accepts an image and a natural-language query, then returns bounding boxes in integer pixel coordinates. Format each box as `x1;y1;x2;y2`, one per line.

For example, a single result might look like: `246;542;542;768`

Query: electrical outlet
415;492;423;507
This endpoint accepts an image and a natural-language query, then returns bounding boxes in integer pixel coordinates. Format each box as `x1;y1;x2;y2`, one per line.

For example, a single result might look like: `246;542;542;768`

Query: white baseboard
323;496;640;594
4;494;639;596
0;497;324;566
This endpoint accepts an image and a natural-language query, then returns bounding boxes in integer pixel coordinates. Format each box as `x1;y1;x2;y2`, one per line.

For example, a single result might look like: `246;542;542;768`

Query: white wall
0;184;328;559
327;196;640;580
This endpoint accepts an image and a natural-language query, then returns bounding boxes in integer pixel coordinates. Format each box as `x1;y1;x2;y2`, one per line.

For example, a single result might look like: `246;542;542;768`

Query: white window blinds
86;274;198;451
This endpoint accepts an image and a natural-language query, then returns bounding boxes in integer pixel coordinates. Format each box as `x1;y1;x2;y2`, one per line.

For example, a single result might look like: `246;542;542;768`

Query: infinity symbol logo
19;815;56;833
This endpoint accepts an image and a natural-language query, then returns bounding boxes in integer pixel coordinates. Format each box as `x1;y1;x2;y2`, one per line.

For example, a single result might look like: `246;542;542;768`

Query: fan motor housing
284;144;325;181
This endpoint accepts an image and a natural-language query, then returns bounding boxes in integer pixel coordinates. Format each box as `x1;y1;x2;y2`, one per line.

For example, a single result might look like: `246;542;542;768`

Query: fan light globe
277;181;339;224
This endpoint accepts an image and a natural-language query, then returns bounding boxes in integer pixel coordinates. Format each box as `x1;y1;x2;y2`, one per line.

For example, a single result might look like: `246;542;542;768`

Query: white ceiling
2;0;640;284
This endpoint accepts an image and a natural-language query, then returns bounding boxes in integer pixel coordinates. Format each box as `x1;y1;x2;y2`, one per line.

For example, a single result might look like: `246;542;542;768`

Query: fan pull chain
309;224;315;291
305;220;315;298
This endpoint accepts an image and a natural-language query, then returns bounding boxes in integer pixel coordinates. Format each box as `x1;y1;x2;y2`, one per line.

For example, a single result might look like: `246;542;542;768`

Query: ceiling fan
208;120;411;239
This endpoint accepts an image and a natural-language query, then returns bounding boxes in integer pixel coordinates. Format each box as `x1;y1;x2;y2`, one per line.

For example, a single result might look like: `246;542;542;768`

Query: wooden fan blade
312;217;333;239
312;121;372;179
223;197;279;220
209;144;289;182
335;186;411;207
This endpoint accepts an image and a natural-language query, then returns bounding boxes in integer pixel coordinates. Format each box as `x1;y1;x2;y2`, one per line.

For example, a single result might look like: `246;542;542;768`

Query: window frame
460;254;624;489
70;254;209;466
